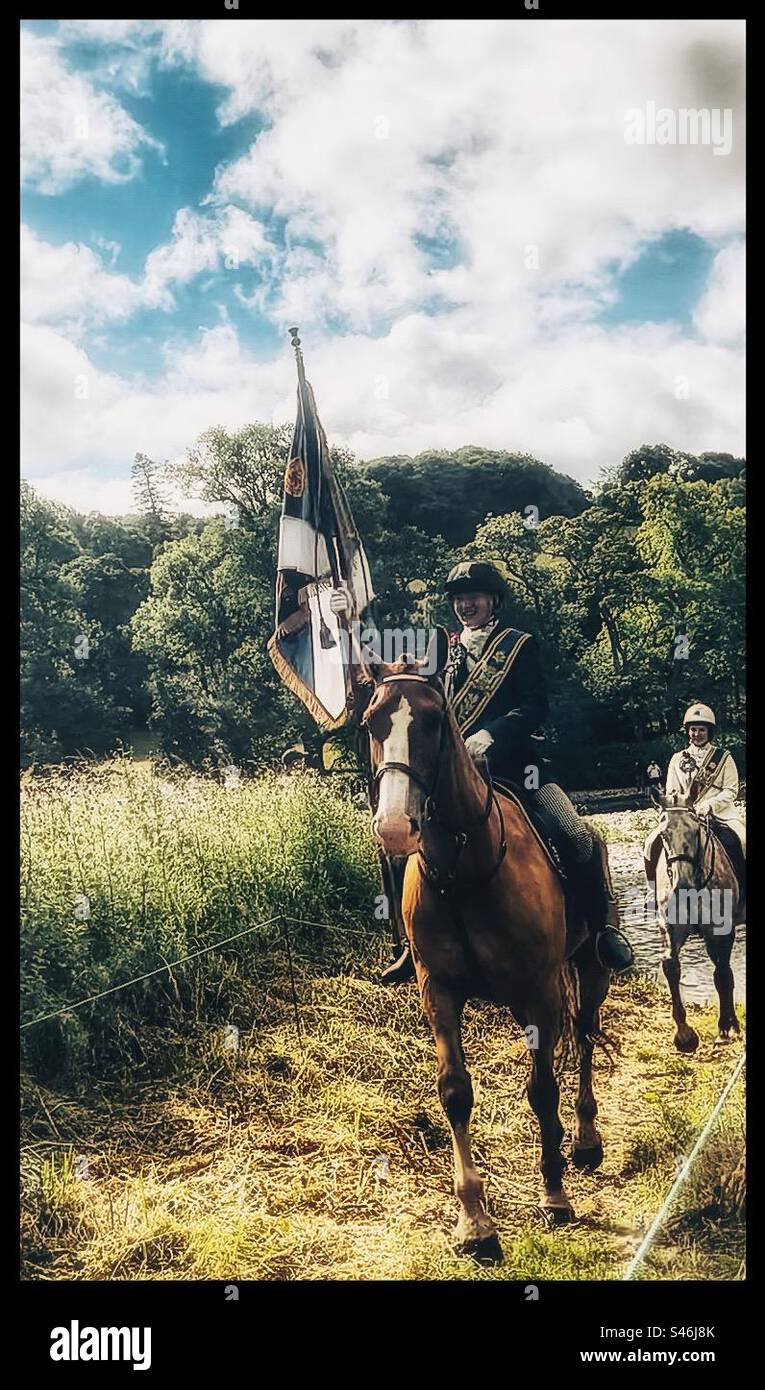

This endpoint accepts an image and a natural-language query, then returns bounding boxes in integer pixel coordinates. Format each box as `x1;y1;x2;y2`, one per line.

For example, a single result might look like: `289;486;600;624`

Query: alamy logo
624;102;733;156
50;1321;151;1371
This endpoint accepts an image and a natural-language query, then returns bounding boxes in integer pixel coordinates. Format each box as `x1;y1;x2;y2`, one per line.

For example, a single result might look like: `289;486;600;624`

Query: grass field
20;761;745;1281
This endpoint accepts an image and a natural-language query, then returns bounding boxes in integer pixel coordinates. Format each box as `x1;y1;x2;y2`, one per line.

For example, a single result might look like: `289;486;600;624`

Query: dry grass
21;969;744;1282
20;766;745;1281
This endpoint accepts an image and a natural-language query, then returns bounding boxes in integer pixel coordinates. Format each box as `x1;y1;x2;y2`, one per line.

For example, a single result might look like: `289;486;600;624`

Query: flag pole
287;336;402;957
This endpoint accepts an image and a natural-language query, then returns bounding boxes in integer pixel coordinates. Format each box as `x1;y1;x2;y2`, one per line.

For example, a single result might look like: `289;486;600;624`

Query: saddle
489;776;566;879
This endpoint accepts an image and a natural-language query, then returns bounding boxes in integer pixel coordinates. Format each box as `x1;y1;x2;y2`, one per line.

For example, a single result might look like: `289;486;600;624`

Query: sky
21;18;745;516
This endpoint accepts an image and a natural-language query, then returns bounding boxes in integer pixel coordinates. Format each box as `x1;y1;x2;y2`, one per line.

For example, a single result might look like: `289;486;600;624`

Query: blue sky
21;18;745;514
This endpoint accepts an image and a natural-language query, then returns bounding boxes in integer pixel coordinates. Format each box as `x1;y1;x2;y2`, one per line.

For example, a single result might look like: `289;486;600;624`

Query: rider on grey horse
644;702;746;902
331;559;633;982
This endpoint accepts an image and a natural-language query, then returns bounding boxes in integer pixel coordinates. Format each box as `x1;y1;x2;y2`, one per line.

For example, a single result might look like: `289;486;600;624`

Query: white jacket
666;743;746;851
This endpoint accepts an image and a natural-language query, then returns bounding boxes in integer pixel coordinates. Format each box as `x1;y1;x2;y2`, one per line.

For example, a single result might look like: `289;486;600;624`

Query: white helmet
683;702;716;729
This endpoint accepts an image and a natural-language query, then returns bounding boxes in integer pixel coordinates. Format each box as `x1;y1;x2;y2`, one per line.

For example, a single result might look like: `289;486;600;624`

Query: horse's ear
359;652;383;687
357;628;385;686
418;625;450;678
650;786;665;809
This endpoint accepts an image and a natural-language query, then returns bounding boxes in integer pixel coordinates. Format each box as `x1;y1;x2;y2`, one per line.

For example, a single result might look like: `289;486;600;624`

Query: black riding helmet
444;561;506;609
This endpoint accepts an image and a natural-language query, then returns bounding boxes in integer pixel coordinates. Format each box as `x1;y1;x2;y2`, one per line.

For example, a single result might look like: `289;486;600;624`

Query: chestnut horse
361;646;611;1261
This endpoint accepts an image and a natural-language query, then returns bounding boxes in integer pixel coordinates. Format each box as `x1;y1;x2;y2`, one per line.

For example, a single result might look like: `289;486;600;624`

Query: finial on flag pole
288;326;306;386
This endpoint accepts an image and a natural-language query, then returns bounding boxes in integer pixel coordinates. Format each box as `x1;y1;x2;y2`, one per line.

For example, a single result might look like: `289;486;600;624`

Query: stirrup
379;940;415;986
595;926;634;974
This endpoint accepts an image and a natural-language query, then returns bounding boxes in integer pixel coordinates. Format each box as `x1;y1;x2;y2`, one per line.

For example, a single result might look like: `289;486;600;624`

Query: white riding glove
465;729;494;760
328;583;352;616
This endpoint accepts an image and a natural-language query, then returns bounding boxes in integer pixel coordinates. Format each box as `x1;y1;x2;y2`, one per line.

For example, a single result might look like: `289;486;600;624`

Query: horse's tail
556;958;619;1071
555;960;582;1073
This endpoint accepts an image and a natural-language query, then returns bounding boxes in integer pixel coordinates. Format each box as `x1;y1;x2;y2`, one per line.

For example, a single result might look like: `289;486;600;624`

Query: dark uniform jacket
445;624;549;785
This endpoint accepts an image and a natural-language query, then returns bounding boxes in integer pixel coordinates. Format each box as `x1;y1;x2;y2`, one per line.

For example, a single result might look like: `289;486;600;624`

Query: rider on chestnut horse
331;559;633;982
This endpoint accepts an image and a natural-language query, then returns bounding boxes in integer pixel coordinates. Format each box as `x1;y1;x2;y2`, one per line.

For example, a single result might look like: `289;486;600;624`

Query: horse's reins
365;674;507;891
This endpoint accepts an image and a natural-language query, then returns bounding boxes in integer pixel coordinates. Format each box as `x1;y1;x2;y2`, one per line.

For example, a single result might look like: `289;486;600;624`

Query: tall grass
21;759;380;1085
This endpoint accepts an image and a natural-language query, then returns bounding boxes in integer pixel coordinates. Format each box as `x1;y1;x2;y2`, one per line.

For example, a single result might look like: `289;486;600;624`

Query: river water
600;814;746;1008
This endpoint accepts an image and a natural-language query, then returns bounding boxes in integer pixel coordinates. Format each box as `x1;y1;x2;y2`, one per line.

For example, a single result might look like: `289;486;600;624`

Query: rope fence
622;1049;746;1280
20;912;386;1033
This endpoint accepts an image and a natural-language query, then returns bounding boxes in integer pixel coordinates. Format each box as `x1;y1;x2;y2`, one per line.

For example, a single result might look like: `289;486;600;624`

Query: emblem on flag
284;457;306;497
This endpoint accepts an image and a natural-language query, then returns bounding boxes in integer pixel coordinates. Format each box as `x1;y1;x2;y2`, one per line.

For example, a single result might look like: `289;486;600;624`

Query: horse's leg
571;947;610;1171
421;976;502;1263
706;927;740;1042
527;987;574;1223
660;917;698;1052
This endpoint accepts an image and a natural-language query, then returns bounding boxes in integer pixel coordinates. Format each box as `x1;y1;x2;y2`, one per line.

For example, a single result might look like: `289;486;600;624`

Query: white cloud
201;17;745;333
21;18;746;512
21;225;141;330
23;312;744;515
30;469;218;519
21;323;127;472
693;241;745;346
21;207;272;333
21;28;162;193
21;321;288;490
142;206;271;305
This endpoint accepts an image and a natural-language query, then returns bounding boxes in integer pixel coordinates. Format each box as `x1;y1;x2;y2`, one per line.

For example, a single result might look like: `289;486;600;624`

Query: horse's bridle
660;806;716;891
365;674;506;890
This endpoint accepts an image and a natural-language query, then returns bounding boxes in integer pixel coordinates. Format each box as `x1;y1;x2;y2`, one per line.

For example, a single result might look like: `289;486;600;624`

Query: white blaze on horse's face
371;695;422;856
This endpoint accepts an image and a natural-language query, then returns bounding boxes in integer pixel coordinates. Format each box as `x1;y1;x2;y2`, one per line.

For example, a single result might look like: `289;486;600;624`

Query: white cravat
459;619;498;667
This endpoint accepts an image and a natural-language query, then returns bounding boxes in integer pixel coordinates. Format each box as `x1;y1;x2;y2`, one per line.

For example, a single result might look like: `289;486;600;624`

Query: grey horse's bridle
660;806;716;890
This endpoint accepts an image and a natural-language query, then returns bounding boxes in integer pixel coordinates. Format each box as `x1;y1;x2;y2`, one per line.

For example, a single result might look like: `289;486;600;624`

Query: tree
21;432;746;786
131;521;298;765
634;474;746;727
60;553;151;726
169;423;293;529
131;453;172;545
21;484;129;761
363;447;588;546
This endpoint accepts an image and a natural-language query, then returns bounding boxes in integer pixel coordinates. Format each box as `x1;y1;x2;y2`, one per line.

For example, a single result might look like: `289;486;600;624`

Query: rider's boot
590;834;634;974
378;855;416;985
380;938;415;985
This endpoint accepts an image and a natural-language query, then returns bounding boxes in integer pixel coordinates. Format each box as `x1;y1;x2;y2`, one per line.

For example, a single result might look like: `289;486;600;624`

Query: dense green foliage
21;437;745;785
362;447;589;545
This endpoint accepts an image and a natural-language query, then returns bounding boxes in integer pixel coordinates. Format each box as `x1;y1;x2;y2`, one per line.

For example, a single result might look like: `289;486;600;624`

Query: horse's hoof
540;1200;575;1226
572;1141;604;1172
715;1031;733;1046
455;1233;504;1265
674;1030;699;1053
